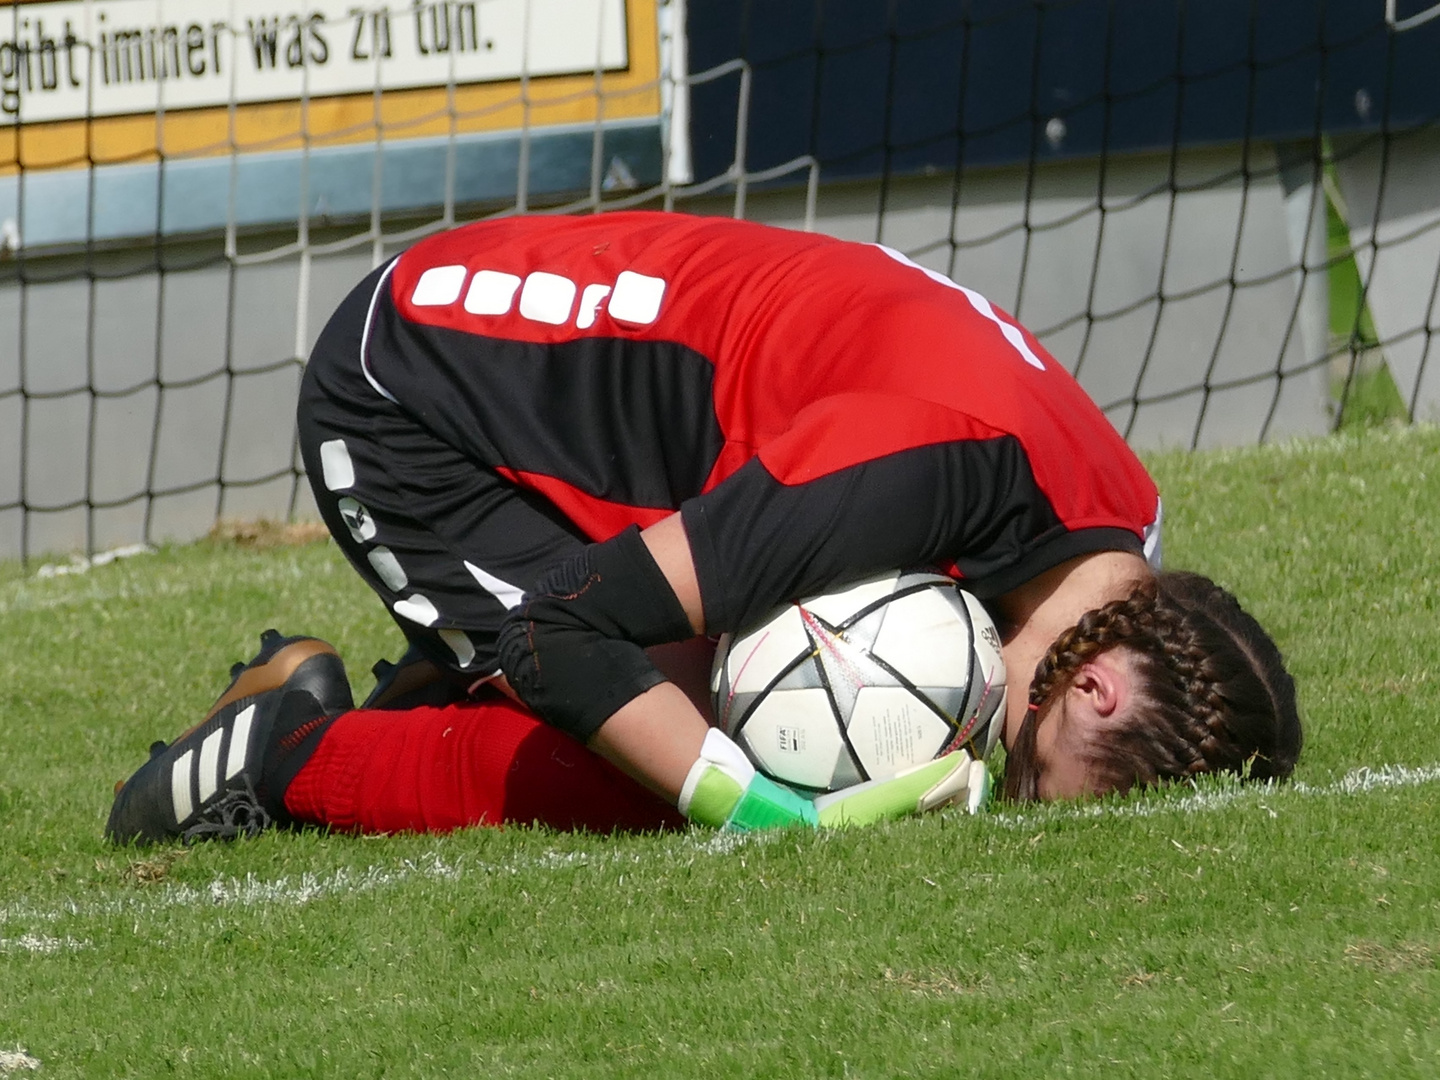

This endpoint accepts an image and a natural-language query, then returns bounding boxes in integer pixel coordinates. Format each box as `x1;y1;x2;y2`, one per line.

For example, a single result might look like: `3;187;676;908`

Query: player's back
375;212;1151;534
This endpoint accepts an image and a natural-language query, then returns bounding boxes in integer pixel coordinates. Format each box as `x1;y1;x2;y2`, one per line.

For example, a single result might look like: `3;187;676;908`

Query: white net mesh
2;0;1438;558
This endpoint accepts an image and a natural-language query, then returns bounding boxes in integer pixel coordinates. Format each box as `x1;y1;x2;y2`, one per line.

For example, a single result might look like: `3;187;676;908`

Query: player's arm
498;512;984;830
583;514;709;804
494;513;796;815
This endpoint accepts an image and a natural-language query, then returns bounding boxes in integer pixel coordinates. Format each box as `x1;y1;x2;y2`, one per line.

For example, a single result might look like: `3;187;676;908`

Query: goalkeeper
107;212;1302;844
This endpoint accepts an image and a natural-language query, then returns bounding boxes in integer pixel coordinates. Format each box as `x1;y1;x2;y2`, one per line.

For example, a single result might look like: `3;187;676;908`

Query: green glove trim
814;752;980;827
726;773;819;831
684;766;746;828
678;731;820;831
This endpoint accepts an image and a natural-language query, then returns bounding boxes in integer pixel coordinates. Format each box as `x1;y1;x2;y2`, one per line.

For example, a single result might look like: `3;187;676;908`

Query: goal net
3;0;1440;560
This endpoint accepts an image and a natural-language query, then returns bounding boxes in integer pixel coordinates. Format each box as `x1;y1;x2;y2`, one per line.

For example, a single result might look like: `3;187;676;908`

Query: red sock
283;696;683;834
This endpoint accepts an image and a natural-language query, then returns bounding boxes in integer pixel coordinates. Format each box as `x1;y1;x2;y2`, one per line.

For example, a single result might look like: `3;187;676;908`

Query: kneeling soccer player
107;212;1302;845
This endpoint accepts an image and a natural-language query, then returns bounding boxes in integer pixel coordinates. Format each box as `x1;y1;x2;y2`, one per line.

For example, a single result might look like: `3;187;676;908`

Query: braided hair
1001;571;1301;802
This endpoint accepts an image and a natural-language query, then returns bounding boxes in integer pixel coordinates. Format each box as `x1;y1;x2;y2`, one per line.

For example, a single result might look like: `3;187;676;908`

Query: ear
1066;651;1132;720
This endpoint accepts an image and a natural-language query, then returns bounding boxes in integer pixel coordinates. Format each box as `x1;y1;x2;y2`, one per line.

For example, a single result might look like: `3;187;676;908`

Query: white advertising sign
0;0;629;125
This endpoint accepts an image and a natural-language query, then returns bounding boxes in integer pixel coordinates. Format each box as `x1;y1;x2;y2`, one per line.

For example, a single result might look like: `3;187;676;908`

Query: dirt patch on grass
209;519;331;549
113;848;191;887
1344;939;1435;972
883;966;992;996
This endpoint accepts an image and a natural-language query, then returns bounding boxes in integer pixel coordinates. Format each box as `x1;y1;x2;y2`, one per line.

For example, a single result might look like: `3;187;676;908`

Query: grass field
2;425;1439;1078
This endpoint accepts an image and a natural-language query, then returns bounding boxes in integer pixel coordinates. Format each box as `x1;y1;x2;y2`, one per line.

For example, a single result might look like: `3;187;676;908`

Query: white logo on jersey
609;271;667;324
409;266;666;329
519;272;578;325
464;271;522;315
576;284;612;329
337;496;377;543
411;265;468;306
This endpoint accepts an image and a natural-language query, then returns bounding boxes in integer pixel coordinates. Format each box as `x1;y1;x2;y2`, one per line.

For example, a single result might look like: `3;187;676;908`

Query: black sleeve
681;440;1140;635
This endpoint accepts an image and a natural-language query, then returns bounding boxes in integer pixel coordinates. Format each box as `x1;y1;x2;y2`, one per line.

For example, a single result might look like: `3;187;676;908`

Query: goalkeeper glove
678;729;818;830
677;729;991;832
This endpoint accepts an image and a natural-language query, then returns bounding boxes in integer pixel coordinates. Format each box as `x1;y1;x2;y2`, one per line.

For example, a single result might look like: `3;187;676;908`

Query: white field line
0;853;466;928
989;761;1440;828
34;544;154;579
0;1047;42;1073
0;934;89;955
0;763;1435;936
0;831;768;931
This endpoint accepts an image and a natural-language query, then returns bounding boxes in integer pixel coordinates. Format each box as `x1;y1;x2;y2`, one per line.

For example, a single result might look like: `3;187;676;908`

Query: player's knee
496;528;693;740
496;594;665;741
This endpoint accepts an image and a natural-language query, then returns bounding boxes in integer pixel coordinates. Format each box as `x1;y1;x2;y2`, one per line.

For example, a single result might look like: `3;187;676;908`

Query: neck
992;550;1153;751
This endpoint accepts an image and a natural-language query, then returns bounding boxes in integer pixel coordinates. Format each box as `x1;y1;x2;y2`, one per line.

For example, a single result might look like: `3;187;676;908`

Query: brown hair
1001;571;1301;801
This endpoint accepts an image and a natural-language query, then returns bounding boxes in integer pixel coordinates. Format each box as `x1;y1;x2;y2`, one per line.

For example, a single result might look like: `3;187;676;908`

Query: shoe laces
180;782;273;845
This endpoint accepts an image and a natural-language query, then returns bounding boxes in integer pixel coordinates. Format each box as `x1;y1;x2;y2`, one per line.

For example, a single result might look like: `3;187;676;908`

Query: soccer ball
710;571;1007;794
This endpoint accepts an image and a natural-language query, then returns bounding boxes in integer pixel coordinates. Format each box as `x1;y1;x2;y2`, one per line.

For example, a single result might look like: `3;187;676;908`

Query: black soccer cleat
106;631;355;846
206;629;356;725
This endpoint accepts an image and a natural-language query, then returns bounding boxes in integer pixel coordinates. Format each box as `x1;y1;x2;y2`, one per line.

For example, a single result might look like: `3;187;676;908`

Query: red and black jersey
351;211;1158;633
